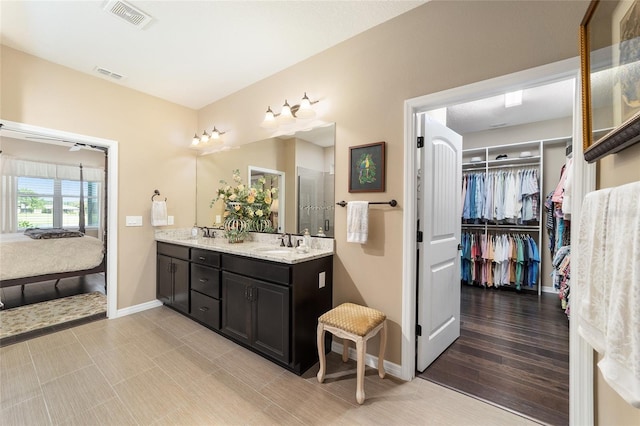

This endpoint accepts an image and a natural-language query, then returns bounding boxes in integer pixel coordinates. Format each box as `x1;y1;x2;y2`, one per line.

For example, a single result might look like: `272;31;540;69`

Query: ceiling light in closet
504;90;523;108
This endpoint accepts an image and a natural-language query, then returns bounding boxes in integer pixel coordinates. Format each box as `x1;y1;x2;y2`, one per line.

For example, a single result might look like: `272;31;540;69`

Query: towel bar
151;189;167;201
336;200;397;207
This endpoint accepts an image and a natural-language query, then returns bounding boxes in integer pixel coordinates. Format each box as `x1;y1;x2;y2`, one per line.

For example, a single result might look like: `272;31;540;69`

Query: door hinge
417;136;424;148
458;243;463;251
417;230;423;243
416;324;422;336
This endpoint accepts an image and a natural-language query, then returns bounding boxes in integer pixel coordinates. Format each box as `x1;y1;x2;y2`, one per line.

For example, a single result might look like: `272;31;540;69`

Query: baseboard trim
331;341;403;379
115;299;163;318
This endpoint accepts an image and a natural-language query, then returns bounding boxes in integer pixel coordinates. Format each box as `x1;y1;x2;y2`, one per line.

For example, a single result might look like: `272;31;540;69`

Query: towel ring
151;189;167;201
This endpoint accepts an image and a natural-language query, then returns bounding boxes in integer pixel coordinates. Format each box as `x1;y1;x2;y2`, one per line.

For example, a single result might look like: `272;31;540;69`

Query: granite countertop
155;230;334;265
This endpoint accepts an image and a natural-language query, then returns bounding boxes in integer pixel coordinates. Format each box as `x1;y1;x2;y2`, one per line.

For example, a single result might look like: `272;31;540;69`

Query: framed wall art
580;0;640;162
349;141;386;193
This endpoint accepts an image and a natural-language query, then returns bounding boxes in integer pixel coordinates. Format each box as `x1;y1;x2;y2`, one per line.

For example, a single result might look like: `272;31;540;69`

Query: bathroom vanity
155;232;333;375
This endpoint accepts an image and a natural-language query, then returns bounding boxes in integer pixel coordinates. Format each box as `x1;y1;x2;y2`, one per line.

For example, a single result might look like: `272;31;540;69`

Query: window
17;177;101;230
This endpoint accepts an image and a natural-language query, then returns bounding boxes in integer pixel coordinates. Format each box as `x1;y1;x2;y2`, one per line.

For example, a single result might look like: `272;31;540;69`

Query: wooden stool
316;303;387;404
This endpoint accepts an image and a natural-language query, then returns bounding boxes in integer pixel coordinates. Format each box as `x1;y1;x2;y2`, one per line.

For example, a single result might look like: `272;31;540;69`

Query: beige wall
197;0;588;364
1;46;197;310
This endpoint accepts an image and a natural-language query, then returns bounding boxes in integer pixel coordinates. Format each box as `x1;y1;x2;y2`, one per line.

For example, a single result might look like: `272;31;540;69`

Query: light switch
168;216;174;225
319;271;326;289
125;216;143;227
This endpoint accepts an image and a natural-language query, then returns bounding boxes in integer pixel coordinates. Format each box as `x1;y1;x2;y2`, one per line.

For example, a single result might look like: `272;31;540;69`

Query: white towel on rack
575;187;612;353
347;201;369;243
598;181;640;408
151;200;168;227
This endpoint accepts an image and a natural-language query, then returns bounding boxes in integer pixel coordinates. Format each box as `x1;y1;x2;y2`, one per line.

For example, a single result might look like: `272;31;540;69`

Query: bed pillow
24;228;84;239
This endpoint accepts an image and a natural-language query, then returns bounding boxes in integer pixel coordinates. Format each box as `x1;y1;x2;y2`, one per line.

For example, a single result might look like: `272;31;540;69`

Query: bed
0;232;105;289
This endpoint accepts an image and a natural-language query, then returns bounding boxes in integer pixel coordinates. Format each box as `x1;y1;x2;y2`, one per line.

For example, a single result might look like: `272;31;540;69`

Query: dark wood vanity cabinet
221;271;290;364
189;249;221;329
156;241;332;375
156;243;189;314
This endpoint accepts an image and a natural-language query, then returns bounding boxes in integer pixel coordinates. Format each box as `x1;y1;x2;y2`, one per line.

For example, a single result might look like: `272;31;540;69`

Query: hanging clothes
462;168;539;224
460;231;540;289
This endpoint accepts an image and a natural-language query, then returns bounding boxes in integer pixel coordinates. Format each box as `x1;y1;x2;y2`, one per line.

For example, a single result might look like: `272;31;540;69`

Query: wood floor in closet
418;284;569;426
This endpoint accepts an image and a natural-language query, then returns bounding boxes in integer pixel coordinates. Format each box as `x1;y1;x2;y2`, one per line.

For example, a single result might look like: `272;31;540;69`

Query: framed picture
349;141;386;193
581;0;640;162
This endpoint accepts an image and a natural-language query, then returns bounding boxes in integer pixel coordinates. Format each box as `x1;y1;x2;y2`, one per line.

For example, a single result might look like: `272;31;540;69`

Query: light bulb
192;133;200;146
296;92;316;119
200;131;210;143
261;106;278;129
211;127;220;140
278;100;295;124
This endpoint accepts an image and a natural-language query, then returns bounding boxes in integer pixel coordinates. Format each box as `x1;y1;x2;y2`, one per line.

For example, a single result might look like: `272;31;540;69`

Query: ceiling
0;0;426;110
446;78;575;135
1;1;588;135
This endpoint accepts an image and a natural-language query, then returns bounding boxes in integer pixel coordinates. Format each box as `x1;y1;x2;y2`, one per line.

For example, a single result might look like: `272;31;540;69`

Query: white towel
598;181;640;408
347;201;369;243
575;187;612;353
151;200;168;227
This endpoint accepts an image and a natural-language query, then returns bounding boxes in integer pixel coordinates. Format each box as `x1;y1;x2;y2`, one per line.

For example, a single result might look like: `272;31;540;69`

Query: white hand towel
151;200;168;227
347;201;369;243
598;181;640;408
575;187;612;353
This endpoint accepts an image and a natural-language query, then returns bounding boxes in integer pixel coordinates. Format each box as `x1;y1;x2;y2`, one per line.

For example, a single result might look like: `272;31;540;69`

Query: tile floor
0;306;540;425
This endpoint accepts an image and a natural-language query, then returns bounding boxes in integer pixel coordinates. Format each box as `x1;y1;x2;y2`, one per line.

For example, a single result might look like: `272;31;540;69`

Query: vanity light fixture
261;93;319;129
191;127;227;146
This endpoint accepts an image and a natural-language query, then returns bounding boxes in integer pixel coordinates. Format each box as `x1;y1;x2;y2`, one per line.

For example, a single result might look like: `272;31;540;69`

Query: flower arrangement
212;169;277;239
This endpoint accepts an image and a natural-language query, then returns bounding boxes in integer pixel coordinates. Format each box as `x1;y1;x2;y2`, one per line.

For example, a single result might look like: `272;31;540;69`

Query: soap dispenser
191;224;199;239
303;228;312;249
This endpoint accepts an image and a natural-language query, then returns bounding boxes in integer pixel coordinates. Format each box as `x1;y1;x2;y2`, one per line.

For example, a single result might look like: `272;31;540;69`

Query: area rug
0;292;106;339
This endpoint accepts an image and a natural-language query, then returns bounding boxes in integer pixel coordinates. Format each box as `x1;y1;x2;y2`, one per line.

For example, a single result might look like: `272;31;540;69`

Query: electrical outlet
168;216;174;225
319;271;326;289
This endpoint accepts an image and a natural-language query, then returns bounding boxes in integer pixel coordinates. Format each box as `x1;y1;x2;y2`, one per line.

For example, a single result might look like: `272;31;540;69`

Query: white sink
253;247;293;255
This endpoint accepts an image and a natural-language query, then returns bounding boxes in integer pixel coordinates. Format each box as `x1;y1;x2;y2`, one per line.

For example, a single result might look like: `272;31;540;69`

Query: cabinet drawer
190;291;220;329
222;254;291;285
157;242;189;260
190;263;220;298
191;249;220;267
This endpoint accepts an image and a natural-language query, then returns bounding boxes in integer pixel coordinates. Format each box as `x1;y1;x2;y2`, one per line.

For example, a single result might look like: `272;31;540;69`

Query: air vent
95;67;126;80
103;0;153;29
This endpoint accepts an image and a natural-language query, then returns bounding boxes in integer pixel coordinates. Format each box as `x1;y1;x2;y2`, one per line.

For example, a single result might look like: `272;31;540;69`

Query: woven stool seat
316;303;387;404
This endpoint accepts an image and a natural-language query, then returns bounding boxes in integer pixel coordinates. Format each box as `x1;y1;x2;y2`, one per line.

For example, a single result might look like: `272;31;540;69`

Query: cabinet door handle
199;306;209;312
199;278;208;283
166;263;171;273
198;256;206;261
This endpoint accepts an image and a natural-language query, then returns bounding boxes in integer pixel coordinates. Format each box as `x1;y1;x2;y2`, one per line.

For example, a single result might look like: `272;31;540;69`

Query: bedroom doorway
0;120;118;336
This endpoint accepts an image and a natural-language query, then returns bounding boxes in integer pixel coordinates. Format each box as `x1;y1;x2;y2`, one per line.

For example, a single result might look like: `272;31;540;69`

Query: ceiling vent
95;67;125;80
103;0;153;29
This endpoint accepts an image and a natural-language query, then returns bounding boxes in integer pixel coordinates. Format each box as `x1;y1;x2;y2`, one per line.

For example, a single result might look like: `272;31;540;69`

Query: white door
417;115;462;372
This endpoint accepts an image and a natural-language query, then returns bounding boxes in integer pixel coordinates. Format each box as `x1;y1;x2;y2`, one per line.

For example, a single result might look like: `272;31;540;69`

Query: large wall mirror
196;123;335;237
581;0;640;162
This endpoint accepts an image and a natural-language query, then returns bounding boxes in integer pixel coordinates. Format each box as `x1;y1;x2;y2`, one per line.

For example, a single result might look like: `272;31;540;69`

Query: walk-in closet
417;78;574;425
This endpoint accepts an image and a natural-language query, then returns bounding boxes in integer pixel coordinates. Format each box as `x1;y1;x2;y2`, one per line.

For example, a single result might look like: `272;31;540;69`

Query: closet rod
463;162;540;172
462;224;539;231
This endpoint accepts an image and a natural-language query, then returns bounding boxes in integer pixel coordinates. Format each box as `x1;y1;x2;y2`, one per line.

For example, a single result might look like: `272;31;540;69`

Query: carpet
0;292;106;339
